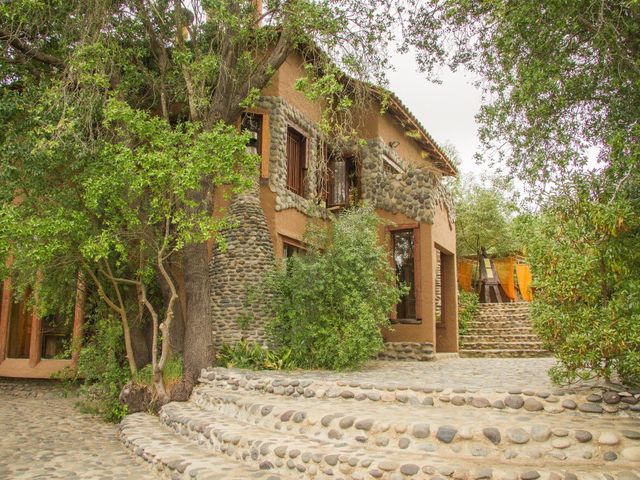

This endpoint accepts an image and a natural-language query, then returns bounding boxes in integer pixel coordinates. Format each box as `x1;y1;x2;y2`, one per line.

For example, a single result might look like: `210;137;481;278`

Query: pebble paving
0;380;158;479
261;357;588;391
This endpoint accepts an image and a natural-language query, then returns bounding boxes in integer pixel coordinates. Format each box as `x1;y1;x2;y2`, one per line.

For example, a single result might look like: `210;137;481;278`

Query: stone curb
190;386;640;460
200;368;640;417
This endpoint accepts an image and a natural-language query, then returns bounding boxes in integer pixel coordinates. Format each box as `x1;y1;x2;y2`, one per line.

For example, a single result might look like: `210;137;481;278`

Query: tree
453;174;520;257
406;0;640;383
406;0;639;189
0;0;408;397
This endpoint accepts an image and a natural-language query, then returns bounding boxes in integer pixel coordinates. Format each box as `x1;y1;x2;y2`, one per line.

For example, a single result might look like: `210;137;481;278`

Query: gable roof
295;43;457;177
382;91;457;176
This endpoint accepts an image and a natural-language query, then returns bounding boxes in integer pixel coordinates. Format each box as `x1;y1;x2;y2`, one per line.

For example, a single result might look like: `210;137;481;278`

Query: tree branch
0;29;64;67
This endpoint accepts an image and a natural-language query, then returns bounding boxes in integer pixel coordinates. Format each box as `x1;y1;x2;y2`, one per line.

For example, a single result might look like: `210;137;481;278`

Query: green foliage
217;339;295;371
453;174;522;257
56;311;131;423
408;1;639;189
266;206;404;370
527;169;640;386
133;355;184;388
457;289;479;337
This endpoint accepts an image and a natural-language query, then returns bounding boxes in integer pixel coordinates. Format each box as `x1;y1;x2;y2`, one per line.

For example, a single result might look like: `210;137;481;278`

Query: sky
387;53;484;177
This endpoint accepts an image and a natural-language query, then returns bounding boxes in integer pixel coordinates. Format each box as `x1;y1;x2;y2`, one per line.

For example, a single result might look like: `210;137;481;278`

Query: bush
527;174;640;386
458;288;479;337
69;313;131;422
217;339;295;370
266;206;404;370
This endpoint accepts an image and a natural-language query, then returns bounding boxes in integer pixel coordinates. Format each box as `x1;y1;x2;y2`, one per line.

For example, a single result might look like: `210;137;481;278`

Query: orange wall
274;51;323;124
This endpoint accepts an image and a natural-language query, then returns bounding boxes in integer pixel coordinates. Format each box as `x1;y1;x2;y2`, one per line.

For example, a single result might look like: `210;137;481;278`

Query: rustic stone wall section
378;342;435;361
257;96;329;218
258;96;455;225
360;139;456;225
209;185;275;351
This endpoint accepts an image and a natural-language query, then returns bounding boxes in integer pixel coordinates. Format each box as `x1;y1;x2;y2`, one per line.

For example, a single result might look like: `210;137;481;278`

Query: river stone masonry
120;361;640;480
209;184;276;351
378;342;435;361
259;95;455;224
461;302;551;358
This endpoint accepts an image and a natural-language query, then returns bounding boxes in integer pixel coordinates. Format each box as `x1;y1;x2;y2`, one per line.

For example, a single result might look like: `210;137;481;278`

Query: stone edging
200;368;640;417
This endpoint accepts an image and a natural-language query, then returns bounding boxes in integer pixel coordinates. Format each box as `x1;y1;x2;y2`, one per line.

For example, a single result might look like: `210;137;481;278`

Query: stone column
209;182;276;351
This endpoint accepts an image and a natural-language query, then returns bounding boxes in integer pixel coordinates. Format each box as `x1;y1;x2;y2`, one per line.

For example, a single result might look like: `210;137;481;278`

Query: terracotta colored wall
375;209;435;345
377;108;432;169
274;51;322;124
431;203;458;353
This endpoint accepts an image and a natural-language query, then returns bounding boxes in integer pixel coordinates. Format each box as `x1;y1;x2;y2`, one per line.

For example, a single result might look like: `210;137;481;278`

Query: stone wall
377;342;435;361
209;185;275;351
258;96;455;225
258;96;329;219
360;139;456;225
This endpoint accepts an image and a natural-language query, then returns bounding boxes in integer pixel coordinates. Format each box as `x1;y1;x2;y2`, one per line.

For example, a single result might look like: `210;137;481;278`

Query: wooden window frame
326;153;361;209
388;224;422;324
280;235;307;260
286;126;308;197
238;109;270;178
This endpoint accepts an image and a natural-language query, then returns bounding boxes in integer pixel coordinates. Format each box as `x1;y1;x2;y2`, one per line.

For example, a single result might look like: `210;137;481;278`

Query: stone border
200;368;640;417
378;342;435;362
191;385;640;463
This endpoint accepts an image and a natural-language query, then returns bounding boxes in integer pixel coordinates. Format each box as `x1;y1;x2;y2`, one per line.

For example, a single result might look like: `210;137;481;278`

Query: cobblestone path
0;380;158;480
120;357;640;480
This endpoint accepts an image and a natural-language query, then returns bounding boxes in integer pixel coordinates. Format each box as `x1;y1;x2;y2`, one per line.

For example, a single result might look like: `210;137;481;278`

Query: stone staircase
119;367;640;480
461;302;551;358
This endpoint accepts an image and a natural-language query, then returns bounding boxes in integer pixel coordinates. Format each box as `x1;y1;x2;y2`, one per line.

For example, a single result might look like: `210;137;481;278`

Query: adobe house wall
208;77;458;353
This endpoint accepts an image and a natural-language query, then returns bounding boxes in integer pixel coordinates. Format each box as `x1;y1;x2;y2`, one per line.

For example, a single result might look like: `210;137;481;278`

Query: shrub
71;313;131;422
266;206;404;370
457;288;479;337
527;174;640;386
217;339;295;370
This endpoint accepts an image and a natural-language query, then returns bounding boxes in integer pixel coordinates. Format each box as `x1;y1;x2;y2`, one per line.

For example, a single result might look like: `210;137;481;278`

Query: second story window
327;154;360;209
286;127;307;197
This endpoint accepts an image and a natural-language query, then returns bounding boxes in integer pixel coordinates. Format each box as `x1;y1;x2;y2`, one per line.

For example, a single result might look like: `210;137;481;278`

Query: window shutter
327;157;347;207
286;128;306;196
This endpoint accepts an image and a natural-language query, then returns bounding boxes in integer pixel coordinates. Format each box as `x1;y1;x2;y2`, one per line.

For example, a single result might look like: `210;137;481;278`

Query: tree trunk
181;240;212;387
157;269;185;355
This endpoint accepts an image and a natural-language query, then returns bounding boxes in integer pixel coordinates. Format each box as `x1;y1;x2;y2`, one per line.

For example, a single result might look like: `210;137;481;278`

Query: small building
0;49;459;378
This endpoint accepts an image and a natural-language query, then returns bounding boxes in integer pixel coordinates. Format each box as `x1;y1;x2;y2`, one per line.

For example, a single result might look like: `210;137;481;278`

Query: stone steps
461;303;550;358
189;386;640;458
119;368;640;480
468;327;535;335
119;412;288;480
463;334;541;342
460;349;553;358
462;341;545;351
200;368;639;417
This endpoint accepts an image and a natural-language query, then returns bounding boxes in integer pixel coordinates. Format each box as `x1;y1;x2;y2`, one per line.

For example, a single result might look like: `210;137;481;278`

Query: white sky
387;53;484;177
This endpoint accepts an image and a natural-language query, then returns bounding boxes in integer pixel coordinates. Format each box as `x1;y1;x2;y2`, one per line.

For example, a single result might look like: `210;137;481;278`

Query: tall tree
406;0;640;383
0;0;406;394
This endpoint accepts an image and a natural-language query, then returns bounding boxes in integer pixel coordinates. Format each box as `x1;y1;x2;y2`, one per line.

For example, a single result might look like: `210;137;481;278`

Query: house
0;49;458;378
208;49;458;362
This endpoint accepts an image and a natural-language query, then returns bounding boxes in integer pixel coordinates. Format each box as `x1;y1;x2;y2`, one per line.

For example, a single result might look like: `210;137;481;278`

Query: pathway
121;357;640;480
0;379;158;480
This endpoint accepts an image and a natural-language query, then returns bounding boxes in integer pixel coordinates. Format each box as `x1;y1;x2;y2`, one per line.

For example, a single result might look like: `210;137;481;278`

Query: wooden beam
0;277;11;364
